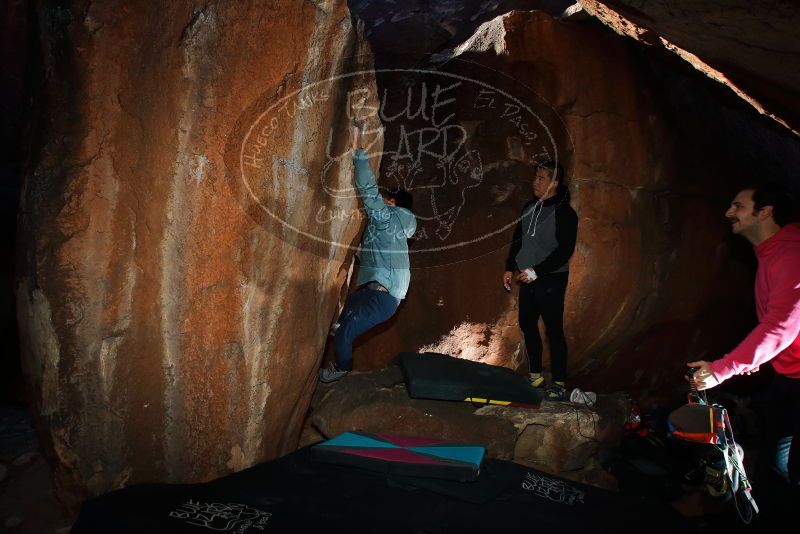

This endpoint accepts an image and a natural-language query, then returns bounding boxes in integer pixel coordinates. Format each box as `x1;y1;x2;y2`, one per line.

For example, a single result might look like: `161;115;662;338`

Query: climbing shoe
545;382;567;401
319;363;349;383
528;374;545;388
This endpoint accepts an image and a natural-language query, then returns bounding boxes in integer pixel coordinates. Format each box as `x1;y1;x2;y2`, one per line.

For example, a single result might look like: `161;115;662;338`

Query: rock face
16;0;379;503
347;10;736;396
576;0;800;135
309;366;624;488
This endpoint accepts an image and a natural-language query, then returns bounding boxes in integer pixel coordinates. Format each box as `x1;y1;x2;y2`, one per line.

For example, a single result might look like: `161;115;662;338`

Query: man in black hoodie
503;160;578;401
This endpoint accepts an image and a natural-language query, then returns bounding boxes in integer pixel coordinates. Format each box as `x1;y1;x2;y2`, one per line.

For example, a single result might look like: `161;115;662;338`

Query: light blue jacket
353;149;416;299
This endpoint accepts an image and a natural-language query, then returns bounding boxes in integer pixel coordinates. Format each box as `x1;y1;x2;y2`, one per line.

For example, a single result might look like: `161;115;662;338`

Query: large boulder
576;0;800;135
16;0;379;505
346;10;737;401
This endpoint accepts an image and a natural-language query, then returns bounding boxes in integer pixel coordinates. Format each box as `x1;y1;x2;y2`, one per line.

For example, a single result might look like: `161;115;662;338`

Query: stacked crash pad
312;431;485;481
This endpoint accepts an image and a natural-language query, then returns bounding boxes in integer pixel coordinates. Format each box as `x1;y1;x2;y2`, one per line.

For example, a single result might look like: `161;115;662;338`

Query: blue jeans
764;374;800;485
334;286;400;371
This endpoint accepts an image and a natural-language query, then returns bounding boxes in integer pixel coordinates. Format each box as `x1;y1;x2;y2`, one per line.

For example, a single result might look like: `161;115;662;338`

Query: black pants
518;272;568;382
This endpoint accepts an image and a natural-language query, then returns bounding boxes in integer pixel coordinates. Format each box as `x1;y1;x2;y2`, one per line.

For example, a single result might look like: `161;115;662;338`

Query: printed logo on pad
169;500;272;532
522;472;585;505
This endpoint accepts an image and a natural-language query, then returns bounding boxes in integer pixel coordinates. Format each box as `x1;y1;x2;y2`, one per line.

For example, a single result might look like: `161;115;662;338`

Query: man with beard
689;186;799;492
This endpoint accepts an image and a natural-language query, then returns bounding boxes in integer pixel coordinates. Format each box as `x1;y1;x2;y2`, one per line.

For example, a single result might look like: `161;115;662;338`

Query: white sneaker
319;363;348;383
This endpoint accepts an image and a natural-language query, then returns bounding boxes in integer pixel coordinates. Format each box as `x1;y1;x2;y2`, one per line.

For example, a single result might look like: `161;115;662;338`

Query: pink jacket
711;223;800;381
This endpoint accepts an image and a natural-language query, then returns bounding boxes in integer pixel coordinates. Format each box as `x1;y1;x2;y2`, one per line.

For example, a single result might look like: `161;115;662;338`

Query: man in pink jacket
689;185;799;486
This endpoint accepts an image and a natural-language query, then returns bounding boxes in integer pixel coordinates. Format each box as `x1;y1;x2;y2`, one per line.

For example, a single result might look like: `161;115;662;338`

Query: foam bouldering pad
312;431;485;482
71;445;688;533
399;352;542;407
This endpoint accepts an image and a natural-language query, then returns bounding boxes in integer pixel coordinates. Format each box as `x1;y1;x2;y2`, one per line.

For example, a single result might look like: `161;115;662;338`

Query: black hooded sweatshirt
504;189;578;275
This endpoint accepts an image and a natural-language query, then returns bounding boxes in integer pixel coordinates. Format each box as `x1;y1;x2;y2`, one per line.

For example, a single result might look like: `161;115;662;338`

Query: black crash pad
399;352;543;407
72;445;687;533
